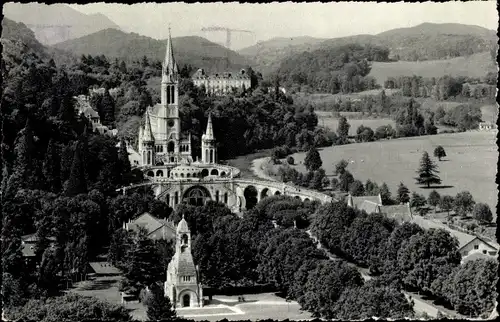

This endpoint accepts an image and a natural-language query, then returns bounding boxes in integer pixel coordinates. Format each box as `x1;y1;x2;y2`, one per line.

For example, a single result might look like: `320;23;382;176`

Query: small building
346;194;413;223
164;217;203;308
479;122;497;131
410;215;499;264
124;212;176;241
21;233;56;269
74;95;116;136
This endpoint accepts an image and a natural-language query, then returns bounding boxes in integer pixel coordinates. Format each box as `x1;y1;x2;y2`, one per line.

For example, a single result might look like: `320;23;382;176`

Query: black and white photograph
1;1;498;321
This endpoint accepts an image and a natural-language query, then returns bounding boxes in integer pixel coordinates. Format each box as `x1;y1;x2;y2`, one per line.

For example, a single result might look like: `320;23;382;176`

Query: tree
397;229;461;294
43;139;61;192
453;191;475;218
379;182;392;205
119;138;131;183
332;283;414;320
473;203;493;224
396;182;410;204
415;151;441;188
335;159;348;175
298;260;364;319
440;195;454;217
349;180;365;196
13;118;36;189
304;147;322;171
410;192;428;216
339;170;354;192
286;156;294;165
64;141;88;196
121;228;164;296
427;190;441;212
145;284;176;321
337;116;350;139
433;145;446;161
442;259;497;317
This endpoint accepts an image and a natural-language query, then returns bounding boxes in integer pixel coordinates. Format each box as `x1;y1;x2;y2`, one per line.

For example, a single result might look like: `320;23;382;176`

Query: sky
69;1;498;50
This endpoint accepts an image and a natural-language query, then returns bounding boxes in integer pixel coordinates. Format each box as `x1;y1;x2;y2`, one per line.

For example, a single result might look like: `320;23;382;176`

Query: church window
167;141;175;153
174;192;179;205
166;194;170;205
210;150;214;163
147;151;151;165
215;191;219;202
185;187;207;206
224;193;228;204
166;85;171;104
170;86;175;104
181;234;188;245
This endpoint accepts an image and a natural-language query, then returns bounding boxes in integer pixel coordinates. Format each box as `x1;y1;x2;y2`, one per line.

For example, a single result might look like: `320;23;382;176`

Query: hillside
238;36;325;74
52;28;254;74
1;18;77;67
369;52;496;85
3;3;121;45
240;23;497;76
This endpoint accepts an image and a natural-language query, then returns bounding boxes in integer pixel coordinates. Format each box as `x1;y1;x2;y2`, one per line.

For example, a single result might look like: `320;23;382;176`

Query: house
124;212;176;241
88;262;121;276
346;193;413;223
410;215;499;264
21;233;56;269
74;95;116;136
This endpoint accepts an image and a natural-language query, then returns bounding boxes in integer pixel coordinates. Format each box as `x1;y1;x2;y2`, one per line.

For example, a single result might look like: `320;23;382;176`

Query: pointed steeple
143;110;154;142
205;113;214;139
163;26;178;78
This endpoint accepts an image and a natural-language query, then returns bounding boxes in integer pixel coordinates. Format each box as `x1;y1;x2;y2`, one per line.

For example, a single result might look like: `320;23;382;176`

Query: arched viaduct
117;177;334;213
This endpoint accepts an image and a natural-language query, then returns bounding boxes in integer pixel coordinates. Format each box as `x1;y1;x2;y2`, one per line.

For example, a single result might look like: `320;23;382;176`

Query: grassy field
316;114;396;136
369;52;495;86
290;131;498;213
296;88;401;106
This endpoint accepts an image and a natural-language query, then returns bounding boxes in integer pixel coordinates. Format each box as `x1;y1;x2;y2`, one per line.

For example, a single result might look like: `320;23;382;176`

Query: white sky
69;1;498;49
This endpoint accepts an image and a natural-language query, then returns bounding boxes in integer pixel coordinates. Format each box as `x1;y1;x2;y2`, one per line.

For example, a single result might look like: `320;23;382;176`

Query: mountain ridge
52;28;254;74
3;3;121;45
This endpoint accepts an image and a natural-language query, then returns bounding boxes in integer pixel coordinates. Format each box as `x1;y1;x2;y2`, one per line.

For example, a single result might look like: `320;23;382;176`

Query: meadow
290;131;498;213
369;52;495;86
316;111;396;136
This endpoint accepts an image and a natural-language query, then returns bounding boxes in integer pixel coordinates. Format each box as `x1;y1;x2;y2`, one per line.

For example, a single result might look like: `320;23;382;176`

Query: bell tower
201;113;217;164
160;25;181;162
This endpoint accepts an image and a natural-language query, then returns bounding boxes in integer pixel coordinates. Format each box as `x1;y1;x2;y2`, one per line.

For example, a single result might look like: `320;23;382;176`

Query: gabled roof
127;213;174;236
348;194;382;209
358;200;380;214
379;204;413;223
173;250;197;277
22;233;56;243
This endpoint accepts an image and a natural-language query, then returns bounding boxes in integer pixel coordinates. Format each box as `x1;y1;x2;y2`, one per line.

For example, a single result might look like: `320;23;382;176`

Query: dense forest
273;44;390;94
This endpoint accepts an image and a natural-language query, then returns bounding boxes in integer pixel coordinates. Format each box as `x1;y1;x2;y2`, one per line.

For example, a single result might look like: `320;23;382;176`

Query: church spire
205;113;214;139
143;110;154;142
163;25;178;78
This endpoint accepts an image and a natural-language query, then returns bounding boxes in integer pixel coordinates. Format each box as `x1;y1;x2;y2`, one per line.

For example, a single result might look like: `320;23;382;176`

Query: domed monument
164;217;203;308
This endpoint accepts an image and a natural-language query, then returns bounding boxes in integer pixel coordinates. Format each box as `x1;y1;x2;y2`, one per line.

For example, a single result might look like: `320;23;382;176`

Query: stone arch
304;198;310;203
220;171;226;177
182;185;211;206
210;169;218;176
260;188;269;200
167;141;175;153
147;171;154;177
156;170;163;177
274;191;281;195
294;195;301;200
201;169;209;177
243;185;258;210
180;173;185;178
186;173;191;178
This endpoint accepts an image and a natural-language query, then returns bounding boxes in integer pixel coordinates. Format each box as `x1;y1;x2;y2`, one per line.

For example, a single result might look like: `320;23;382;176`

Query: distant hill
52;28;254;74
238;36;326;75
3;3;121;45
1;18;77;67
239;23;497;76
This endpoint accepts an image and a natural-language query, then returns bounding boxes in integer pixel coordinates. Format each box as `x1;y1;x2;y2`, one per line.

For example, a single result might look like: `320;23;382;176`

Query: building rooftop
88;262;121;275
379;204;413;223
126;213;175;236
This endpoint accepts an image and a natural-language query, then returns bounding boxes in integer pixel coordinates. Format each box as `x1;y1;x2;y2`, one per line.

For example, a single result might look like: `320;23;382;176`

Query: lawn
317;115;396;136
369;52;495;86
290;131;497;213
